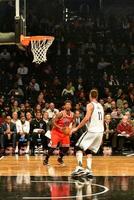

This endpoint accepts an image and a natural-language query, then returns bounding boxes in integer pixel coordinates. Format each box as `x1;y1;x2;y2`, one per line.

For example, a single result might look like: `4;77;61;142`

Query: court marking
23;180;109;199
0;156;4;160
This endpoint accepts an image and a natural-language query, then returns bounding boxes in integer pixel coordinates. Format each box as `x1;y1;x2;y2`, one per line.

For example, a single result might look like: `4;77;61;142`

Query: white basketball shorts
76;130;103;153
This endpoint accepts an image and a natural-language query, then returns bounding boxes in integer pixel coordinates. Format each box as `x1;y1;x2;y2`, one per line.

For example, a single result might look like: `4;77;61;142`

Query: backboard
0;0;26;45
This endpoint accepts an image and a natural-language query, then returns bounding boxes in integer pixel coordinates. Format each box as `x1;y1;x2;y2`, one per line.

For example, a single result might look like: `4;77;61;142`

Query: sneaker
84;168;93;179
25;146;30;154
78;176;89;184
71;166;86;177
57;157;64;165
126;153;134;157
43;156;49;165
15;147;18;154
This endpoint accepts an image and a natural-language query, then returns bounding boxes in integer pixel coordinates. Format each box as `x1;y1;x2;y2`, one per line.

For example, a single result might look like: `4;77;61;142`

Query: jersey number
98;112;102;120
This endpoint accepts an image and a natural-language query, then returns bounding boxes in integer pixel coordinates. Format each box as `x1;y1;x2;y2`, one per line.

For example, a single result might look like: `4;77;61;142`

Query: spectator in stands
74;103;85;118
76;77;84;91
18;103;26;116
117;115;134;153
122;102;131;115
2;103;11;117
11;100;20;113
26;112;33;122
125;111;134;127
61;82;75;101
0;48;11;61
77;90;87;105
30;78;40;92
15;115;30;154
37;92;45;107
121;59;130;71
42;103;50;113
99;99;105;108
70;110;86;148
47;102;59;120
17;63;28;81
25;102;33;114
30;111;47;155
114;88;123;101
8;84;24;101
127;92;134;108
111;107;123;122
11;112;21;133
111;100;117;111
103;114;117;155
42;111;52;131
117;93;127;110
1;115;17;154
34;104;42;115
108;74;119;87
104;96;113;112
42;111;52;145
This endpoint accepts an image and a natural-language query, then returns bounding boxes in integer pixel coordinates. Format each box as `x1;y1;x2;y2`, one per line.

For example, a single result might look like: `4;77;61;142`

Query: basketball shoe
57;157;65;166
71;166;86;177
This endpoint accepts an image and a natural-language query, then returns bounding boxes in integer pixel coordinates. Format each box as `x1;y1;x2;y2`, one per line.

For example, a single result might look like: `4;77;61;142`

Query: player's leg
57;146;69;164
84;149;93;178
43;147;56;165
57;135;70;165
75;130;89;167
43;130;59;165
71;131;89;176
84;132;103;177
71;131;102;177
85;149;92;171
76;148;83;167
71;146;86;177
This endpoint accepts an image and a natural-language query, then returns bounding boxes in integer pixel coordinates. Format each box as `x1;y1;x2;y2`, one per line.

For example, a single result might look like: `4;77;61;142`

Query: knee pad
85;149;92;155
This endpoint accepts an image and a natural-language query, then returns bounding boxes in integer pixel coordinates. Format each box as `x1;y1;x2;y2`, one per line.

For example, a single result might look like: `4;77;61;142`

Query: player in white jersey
71;89;104;178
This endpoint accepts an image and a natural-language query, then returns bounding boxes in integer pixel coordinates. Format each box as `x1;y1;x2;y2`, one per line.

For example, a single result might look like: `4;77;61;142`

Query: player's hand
61;127;66;131
71;127;78;133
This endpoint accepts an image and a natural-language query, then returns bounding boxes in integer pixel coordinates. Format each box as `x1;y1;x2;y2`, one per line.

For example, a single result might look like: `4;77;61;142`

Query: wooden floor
0;155;134;176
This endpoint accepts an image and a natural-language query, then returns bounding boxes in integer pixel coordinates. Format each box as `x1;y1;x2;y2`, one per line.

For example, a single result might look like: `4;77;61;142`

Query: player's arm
71;113;76;128
72;103;94;132
52;112;63;130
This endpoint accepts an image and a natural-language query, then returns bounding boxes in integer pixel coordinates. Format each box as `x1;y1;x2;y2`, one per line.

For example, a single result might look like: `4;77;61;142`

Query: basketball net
31;38;54;64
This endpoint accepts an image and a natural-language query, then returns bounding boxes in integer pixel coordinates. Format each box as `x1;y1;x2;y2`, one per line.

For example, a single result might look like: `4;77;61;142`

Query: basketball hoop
20;35;55;64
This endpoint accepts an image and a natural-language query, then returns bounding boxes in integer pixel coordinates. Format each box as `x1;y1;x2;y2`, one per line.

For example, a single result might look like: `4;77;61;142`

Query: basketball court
0;155;134;199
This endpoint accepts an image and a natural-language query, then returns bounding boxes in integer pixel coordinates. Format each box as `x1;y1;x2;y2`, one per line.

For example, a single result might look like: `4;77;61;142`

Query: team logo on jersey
40;123;43;128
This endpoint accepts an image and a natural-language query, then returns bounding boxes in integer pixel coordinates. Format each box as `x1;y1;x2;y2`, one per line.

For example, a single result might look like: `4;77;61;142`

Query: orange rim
20;35;54;46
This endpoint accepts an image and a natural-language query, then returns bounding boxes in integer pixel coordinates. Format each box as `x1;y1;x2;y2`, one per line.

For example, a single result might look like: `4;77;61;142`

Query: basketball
63;127;71;135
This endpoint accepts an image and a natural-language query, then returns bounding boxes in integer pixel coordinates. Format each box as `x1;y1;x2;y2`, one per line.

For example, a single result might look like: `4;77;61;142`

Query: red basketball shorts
51;129;70;148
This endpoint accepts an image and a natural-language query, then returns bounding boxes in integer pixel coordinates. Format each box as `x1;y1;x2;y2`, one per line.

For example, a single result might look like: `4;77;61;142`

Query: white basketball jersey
86;101;104;132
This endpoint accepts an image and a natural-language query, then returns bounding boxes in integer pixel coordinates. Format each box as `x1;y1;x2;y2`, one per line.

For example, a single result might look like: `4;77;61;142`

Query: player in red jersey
43;100;74;165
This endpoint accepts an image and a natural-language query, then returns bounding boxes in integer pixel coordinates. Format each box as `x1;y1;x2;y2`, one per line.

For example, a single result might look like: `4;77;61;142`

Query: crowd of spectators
0;0;134;156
